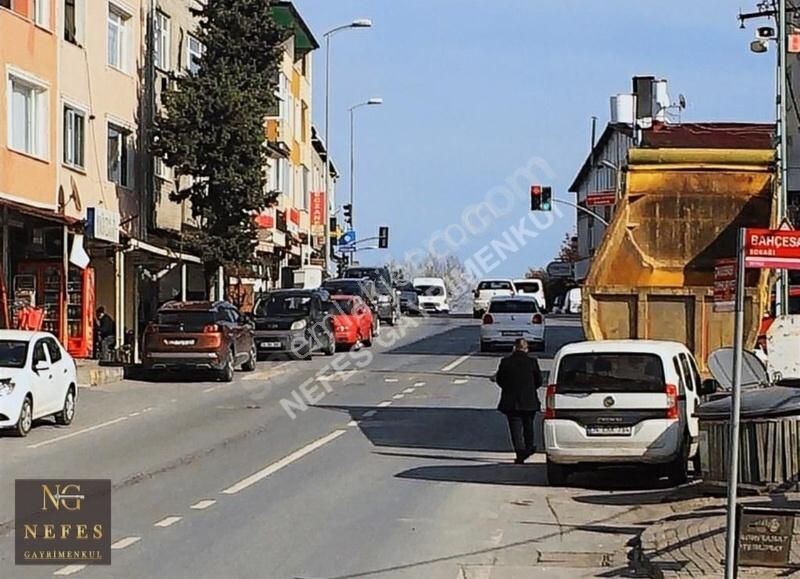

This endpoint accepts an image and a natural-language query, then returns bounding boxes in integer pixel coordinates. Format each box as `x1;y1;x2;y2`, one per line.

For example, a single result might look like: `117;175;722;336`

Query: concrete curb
77;365;125;387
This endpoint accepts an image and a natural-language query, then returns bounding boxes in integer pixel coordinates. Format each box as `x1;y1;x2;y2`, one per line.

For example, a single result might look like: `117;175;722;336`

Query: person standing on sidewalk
493;338;543;464
95;307;116;362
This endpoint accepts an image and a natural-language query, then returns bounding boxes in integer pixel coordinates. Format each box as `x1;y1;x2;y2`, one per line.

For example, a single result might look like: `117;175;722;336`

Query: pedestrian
493;338;543;464
95;307;116;362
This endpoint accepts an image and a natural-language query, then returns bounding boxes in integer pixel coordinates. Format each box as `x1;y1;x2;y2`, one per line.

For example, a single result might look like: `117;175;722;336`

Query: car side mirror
34;360;49;373
700;378;718;396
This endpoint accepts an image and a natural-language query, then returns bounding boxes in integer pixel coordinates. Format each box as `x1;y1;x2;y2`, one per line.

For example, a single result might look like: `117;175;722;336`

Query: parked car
142;301;256;381
394;281;421;315
543;340;711;486
343;266;399;325
413;277;450;313
473;279;515;318
0;330;77;437
252;289;336;360
330;294;374;349
480;296;545;352
322;278;380;335
513;278;546;310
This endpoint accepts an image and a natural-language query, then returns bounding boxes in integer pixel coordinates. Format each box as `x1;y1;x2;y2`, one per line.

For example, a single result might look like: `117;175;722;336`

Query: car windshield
345;268;390;287
416;285;443;296
255;295;312;316
478;281;512;291
556;353;666;394
156;311;216;332
324;280;367;296
514;281;541;293
0;340;28;368
395;282;415;292
332;298;354;314
489;300;539;313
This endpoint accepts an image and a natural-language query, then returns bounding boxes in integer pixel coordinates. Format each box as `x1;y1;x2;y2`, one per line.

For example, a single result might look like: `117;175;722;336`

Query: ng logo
41;483;84;512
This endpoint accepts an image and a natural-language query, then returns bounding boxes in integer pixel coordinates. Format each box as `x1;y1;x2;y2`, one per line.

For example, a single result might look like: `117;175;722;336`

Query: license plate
586;425;632;436
164;339;195;346
260;341;282;349
502;331;523;337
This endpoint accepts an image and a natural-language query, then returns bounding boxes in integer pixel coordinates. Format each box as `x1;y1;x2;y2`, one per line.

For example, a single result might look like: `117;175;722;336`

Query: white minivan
543;340;711;486
412;277;450;313
513;278;546;310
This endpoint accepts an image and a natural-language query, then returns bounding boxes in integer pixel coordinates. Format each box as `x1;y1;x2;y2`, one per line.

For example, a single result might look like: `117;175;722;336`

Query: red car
330;295;374;349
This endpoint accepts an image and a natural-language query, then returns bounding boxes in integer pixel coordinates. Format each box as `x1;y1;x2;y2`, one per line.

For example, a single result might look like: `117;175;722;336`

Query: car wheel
241;344;257;372
55;387;76;426
364;327;373;347
219;350;235;382
667;437;690;486
324;334;335;356
15;396;33;437
546;460;570;486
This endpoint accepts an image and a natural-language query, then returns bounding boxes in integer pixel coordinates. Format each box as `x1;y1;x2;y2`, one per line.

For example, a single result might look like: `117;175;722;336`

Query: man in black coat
494;338;543;464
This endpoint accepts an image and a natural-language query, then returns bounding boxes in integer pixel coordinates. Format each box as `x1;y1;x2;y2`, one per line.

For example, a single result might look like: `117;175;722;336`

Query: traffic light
343;204;353;225
378;226;389;249
329;216;338;238
531;185;553;211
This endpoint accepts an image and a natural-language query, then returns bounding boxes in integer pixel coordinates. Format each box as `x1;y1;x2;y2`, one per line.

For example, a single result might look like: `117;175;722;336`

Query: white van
412;277;449;313
473;279;515;318
543;340;710;486
513;278;546;310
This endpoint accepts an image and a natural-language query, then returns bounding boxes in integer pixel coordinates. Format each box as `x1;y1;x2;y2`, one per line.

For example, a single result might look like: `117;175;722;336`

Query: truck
582;147;774;375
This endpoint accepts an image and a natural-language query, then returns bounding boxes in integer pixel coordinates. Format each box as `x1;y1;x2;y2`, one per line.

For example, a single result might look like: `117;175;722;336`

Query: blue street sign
339;230;356;246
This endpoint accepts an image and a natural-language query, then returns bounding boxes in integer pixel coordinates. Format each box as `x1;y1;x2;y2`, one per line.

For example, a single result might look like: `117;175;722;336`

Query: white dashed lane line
221;429;347;495
53;564;86;576
111;536;141;550
453;379;469;385
377;401;392;408
392;394;404;400
384;377;399;383
190;499;216;510
28;416;130;449
441;353;473;373
414;381;426;387
402;387;415;394
154;516;182;528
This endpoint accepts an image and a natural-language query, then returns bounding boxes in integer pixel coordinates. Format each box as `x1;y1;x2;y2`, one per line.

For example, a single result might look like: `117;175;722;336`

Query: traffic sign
713;258;736;312
743;227;800;270
338;230;356;247
546;261;573;279
586;191;616;207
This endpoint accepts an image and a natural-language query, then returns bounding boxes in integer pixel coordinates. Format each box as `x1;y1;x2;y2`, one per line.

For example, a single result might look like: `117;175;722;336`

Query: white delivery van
412;277;449;313
543;340;711;486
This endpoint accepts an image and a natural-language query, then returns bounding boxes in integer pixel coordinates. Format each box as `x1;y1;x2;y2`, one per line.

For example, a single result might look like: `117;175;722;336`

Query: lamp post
323;18;372;272
349;97;383;233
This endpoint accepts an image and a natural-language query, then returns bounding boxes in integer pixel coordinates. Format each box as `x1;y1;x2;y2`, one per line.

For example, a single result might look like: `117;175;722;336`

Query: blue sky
294;0;774;277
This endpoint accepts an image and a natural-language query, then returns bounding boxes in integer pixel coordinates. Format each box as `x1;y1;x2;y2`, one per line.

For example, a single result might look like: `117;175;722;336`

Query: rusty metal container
583;148;775;375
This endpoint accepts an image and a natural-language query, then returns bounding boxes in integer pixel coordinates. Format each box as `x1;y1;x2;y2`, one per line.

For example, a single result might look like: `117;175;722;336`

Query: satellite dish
678;94;687;109
707;347;768;391
70;176;83;212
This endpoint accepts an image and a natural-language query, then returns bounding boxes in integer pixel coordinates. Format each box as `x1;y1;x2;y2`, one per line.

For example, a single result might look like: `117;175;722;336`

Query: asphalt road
0;314;683;579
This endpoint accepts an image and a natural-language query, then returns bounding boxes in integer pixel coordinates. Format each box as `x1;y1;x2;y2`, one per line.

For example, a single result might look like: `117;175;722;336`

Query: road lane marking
347;420;358;427
403;387;415;394
384;377;399;383
441;354;472;372
221;429;347;495
54;565;86;575
190;499;216;510
154;516;182;528
414;381;426;387
363;410;377;417
111;536;141;550
377;401;392;407
142;407;154;413
128;411;141;417
392;394;404;400
28;416;129;449
453;378;468;384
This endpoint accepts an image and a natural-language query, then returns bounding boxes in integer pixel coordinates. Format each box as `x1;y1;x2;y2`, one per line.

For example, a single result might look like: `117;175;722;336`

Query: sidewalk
76;359;125;387
639;493;800;578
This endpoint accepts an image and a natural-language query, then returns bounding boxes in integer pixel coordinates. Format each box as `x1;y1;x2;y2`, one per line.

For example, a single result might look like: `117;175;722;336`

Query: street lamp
323;18;373;271
349;97;383;229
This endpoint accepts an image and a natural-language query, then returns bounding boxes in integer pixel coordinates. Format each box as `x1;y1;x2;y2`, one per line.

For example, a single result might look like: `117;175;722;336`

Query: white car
473;279;516;318
412;277;450;313
543;340;710;486
513;278;546;310
0;331;77;437
479;295;545;352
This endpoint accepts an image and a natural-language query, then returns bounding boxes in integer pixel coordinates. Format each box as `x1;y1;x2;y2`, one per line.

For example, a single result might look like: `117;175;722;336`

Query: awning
0;197;82;227
124;238;202;264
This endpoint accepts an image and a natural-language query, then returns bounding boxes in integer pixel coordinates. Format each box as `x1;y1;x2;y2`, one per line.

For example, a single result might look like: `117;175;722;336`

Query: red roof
640;122;774;149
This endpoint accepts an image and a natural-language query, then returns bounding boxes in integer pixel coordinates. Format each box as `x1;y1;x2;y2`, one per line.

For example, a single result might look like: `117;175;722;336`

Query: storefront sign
310;192;325;237
737;507;795;567
255;208;275;229
744;227;800;270
287;208;300;234
586;190;616;207
85;207;119;244
713;258;736;312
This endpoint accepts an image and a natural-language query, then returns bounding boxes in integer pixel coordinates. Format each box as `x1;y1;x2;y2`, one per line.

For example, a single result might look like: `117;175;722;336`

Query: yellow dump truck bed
583;148;774;374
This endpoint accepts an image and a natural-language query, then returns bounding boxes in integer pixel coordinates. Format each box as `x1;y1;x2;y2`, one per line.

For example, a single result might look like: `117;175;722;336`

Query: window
33;341;48;365
154;11;170;71
154;156;171;180
556;353;666;394
43;338;62;363
679;353;695;391
107;123;131;187
63;105;85;169
673;357;686;394
301;101;308;142
0;0;10;9
8;74;48;158
64;0;77;42
186;35;204;74
107;4;130;71
34;0;50;27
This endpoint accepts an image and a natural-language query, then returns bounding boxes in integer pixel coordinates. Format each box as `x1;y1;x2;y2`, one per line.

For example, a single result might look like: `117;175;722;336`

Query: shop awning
125;238;203;264
0;197;83;227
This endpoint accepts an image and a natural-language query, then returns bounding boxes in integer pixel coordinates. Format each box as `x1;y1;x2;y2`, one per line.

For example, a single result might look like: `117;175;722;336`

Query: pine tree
152;0;288;288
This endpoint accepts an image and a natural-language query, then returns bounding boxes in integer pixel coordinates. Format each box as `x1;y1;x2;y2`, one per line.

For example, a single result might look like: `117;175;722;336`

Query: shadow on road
384;325;479;356
397;462;547;486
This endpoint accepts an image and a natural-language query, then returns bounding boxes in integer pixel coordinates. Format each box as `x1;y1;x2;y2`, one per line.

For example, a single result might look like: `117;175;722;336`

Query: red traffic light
531;185;542;195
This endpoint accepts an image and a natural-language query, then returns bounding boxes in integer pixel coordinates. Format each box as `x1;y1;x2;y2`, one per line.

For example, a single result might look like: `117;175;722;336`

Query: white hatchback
479;296;545;352
0;331;78;437
544;340;710;486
